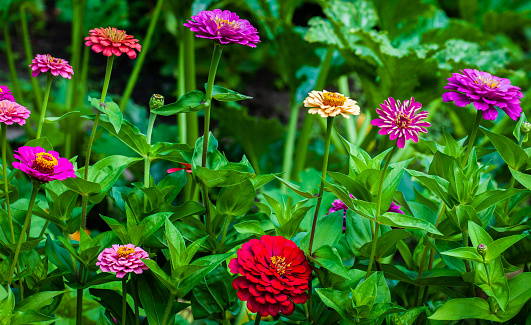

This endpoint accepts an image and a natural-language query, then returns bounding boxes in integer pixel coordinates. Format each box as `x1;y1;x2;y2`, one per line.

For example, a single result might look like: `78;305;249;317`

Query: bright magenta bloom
12;146;76;182
371;97;430;148
96;244;149;278
442;69;523;121
85;27;142;59
229;235;311;317
184;9;260;48
167;162;192;174
0;100;30;126
29;54;74;79
0;85;15;101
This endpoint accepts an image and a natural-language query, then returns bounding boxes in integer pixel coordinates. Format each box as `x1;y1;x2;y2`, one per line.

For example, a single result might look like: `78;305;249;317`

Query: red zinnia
85;27;142;59
229;235;312;317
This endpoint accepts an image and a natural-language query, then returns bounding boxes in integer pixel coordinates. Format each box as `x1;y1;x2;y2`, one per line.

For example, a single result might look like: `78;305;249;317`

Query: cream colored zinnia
303;90;360;118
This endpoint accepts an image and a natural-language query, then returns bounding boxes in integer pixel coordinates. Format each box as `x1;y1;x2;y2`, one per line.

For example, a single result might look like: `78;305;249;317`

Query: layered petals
229;235;311;317
304;90;360;119
442;69;523;121
29;54;74;79
12;146;75;182
0;85;15;101
96;244;149;278
0;100;30;126
85;27;142;59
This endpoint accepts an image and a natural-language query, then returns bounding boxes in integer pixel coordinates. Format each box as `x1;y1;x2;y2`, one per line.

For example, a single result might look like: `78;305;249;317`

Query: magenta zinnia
85;27;142;59
96;244;149;278
12;146;76;182
29;54;74;79
0;100;30;126
442;69;523;121
371;97;430;148
0;85;15;101
184;9;260;48
229;235;311;317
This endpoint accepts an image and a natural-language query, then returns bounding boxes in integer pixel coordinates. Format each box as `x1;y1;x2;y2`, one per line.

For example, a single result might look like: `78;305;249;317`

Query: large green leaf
481;127;529;170
379;212;442;236
151;91;206;116
217;180;256;216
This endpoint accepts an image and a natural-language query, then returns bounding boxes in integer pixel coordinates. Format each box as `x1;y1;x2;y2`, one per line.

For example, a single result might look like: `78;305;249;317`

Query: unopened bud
149;94;164;110
477;244;487;256
521;122;531;134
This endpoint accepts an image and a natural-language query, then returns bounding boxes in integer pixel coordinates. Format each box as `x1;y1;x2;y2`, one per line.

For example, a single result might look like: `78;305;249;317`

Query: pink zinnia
184;9;260;48
12;146;76;182
167;162;192;174
0;100;30;126
0;85;15;101
85;27;142;59
29;54;74;79
442;69;523;121
96;244;149;278
371;97;430;148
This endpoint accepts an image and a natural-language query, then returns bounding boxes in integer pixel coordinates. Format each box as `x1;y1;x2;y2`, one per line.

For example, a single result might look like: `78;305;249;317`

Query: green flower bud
521;121;531;135
149;94;164;110
477;244;487;256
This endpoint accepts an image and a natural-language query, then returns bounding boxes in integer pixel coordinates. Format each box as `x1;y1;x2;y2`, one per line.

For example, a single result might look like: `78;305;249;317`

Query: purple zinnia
442;69;523;121
96;244;149;278
371;97;430;148
12;146;76;182
0;85;15;101
387;202;405;214
29;54;74;79
184;9;260;48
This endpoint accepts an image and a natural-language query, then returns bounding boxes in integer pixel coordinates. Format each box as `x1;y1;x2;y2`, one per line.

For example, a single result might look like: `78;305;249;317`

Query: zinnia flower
442;69;523;121
184;9;260;48
0;85;15;101
167;162;192;174
29;54;74;79
85;27;142;59
0;100;30;126
12;146;76;182
303;90;360;118
96;244;149;278
371;97;430;148
229;235;311;317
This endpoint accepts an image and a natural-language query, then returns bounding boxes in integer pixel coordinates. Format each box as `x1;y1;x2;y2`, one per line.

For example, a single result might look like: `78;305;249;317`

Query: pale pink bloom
29;54;74;79
96;244;149;278
0;100;30;126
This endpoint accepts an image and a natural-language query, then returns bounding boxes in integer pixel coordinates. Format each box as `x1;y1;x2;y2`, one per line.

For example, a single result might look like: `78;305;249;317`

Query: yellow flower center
103;27;127;42
394;114;411;129
117;246;136;258
32;152;58;174
322;92;347;107
45;54;63;64
270;255;292;276
215;17;237;29
474;76;499;89
0;88;3;93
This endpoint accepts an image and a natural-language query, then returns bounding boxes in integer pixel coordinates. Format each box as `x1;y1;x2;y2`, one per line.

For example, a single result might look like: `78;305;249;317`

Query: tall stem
36;74;54;138
122;276;128;325
462;229;475;297
1;125;15;244
254;314;261;325
2;21;23;103
144;112;157;211
7;182;40;286
366;145;398;279
338;75;357;144
20;4;43;109
308;117;334;254
462;112;482;168
503;136;522;216
161;293;176;325
76;288;83;325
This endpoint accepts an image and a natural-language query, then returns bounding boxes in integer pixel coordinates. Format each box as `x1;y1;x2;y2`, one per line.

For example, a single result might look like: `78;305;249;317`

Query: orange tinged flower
303;90;360;118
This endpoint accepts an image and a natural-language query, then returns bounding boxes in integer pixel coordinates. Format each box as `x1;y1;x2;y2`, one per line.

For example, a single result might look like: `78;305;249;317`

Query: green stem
161;293;176;325
254;314;261;325
120;0;165;111
122;276;127;325
338;75;357;144
38;220;50;238
1;125;15;244
2;20;23;103
282;98;301;182
76;288;83;325
219;215;231;246
366;144;398;279
20;4;43;109
462;229;476;297
183;15;198;147
7;182;40;286
462;112;482;168
308;117;334;254
177;31;187;144
144;112;156;211
503;136;522;216
36;74;54;138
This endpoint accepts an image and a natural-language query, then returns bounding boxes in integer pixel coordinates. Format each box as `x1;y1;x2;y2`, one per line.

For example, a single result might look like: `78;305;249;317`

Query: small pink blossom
85;27;142;59
96;244;149;278
0;85;15;101
12;146;75;182
29;54;74;79
0;100;30;126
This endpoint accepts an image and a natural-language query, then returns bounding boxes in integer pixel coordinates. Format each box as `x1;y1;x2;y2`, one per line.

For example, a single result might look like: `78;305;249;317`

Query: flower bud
149;94;164;110
477;244;487;256
521;121;531;135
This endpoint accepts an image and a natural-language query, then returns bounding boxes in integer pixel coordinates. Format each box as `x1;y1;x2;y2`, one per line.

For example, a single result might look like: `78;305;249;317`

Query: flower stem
503;135;522;216
20;4;43;109
366;144;398;279
76;288;83;325
254;314;261;325
462;229;475;297
308;117;334;254
462;111;482;168
7;182;40;286
122;276;128;325
2;20;23;104
1;125;15;244
144;112;157;211
161;293;176;325
201;44;223;234
36;74;54;139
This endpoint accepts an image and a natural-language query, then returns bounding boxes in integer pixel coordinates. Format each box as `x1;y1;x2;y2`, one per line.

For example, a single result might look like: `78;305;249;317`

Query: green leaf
177;253;232;297
441;247;483;263
470;188;526;213
165;219;186;270
44;111;80;123
137;273;169;325
210;85;252;102
486;234;527;263
359;229;411;259
190;266;239;319
273;176;317;199
480;126;529;170
510;169;531;191
142;259;177;293
311;245;351;279
494;273;531;322
89;96;123;133
151;142;192;163
10;310;57;325
428;297;491;320
379;212;442;236
301;210;344;254
406;169;453;207
468;220;493;247
100;215;130;244
14;290;66;313
196;166;256;188
217;180;256;216
315;288;351;322
24;137;54;151
233;220;266;236
152;91;207;116
90;288;136;325
62;177;101;196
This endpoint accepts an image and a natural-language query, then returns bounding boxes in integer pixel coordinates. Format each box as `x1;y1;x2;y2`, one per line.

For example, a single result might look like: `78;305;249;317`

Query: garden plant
0;0;530;324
